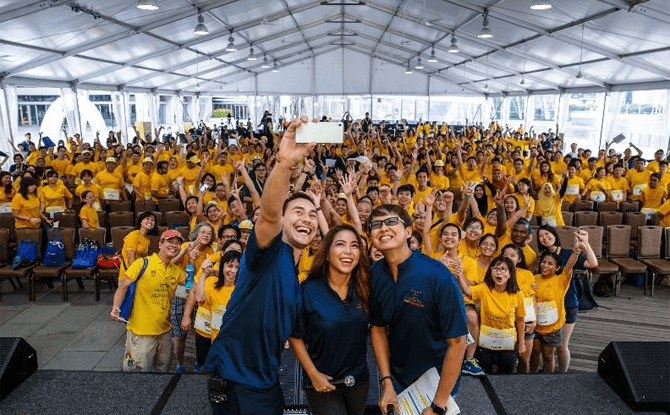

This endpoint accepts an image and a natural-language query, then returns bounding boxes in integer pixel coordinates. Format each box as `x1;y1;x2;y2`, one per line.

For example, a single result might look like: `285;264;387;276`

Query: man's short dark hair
397;184;415;197
370;204;412;230
282;191;315;215
218;224;241;240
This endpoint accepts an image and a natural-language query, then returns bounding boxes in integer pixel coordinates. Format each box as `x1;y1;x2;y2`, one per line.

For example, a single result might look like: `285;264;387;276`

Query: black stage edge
3;371;667;415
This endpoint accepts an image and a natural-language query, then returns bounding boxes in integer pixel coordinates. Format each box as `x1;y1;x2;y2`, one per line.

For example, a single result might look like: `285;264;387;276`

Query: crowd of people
4;114;668;415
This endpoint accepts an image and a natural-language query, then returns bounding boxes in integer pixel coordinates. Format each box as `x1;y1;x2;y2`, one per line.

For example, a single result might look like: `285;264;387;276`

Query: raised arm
340;174;363;235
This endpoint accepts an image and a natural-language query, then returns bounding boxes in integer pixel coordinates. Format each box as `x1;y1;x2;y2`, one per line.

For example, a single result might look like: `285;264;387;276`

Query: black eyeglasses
369;217;405;231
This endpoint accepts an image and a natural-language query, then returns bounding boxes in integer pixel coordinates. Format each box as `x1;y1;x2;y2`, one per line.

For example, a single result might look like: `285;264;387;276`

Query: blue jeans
210;380;284;415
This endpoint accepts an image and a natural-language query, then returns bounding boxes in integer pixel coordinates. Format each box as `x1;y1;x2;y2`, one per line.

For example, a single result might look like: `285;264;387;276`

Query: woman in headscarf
534;178;568;227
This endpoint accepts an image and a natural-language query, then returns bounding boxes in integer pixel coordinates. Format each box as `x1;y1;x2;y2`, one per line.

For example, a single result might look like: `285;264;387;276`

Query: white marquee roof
1;0;669;96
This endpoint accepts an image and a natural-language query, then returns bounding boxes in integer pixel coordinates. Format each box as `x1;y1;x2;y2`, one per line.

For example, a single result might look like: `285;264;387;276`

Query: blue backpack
43;231;66;267
72;238;99;269
13;239;39;269
119;258;149;321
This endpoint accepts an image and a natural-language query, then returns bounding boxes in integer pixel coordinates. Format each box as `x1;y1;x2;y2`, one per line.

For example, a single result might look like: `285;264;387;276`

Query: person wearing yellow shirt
76;170;104;211
579;157;597;183
412;170;433;205
79;190;100;228
535;180;567;227
455;256;526;374
641;174;666;219
95;157;127;203
511;219;537;269
429;160;450;190
584;167;611;203
150;161;172;202
460;156;482;185
531;246;581;373
132;157;155;201
110;230;186;372
40;170;73;219
646;149;664;173
626;158;651;201
179;153;207;197
657;161;670;195
208;152;234;187
562;164;586;204
12;177;50;229
510;157;535;182
72;150;99;184
0;172;16;213
396;184;415;216
119;212;157;282
124;152;143;184
50;147;71;178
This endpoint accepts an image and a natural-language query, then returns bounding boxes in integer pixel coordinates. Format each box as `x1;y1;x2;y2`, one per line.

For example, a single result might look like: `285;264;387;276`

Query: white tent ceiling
0;0;669;96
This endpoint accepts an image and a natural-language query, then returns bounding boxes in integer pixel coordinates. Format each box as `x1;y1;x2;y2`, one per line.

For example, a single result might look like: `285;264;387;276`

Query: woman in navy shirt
537;225;597;372
289;224;371;415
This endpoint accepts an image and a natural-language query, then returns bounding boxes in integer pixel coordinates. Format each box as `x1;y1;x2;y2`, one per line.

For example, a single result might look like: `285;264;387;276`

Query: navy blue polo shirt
369;250;467;391
204;231;301;388
556;247;586;310
292;277;369;388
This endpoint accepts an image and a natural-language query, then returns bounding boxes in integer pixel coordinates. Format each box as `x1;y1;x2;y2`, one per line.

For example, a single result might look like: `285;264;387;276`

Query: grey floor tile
62;320;126;352
42;351;106;370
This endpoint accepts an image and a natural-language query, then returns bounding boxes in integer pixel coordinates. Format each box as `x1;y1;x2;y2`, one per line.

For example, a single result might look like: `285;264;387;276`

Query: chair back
108;211;134;228
165;211;190;228
572;200;594;212
175;226;189;242
157;199;180;213
134;200;155;213
54;212;77;229
149;226;168;255
0;228;9;264
51;228;76;260
607;225;631;258
561;211;574;227
1;213;16;241
624;212;647;240
579;226;603;259
618;200;639;212
555;226;577;250
597;201;617;212
16;228;43;258
637;226;662;259
109;200;131;212
561;201;571;212
78;228;106;249
575;211;598;227
97;211;107;229
599;211;623;228
111;226;135;251
665;228;670;259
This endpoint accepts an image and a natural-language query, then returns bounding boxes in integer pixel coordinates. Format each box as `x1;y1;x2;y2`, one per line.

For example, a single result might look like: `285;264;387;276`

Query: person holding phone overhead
204;117;318;415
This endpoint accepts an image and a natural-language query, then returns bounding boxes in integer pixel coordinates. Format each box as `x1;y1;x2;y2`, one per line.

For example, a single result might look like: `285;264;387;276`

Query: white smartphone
295;122;344;144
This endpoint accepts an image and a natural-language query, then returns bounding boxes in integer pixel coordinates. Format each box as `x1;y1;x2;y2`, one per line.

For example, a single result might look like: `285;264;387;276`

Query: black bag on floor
575;273;599;310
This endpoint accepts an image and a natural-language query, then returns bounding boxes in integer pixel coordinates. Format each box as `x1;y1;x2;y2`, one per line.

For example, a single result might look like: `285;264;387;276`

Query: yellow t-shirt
72;161;99;180
460;166;481;184
606;176;629;202
39;184;72;212
430;174;449;190
95;170;125;199
413;186;433;205
125;162;143;182
79;204;99;228
298;247;314;283
178;166;201;196
642;186;665;210
432;253;479;305
120;230;151;281
585;178;611;202
563;177;585;203
123;254;186;336
51;158;71;177
204;280;235;339
75;183;104;210
11;193;41;229
471;283;525;339
657;199;670;227
150;172;170;202
458;240;480;260
627;169;651;201
133;171;153;201
534;271;572;335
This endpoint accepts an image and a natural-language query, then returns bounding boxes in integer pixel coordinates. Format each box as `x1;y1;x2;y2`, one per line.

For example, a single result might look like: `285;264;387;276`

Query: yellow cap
434;159;445;167
338;192;347;200
105;157;117;164
143;157;153;164
188;156;201;164
239;220;253;230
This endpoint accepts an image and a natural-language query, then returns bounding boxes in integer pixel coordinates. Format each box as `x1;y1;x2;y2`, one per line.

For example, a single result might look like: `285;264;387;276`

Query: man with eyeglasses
368;204;467;415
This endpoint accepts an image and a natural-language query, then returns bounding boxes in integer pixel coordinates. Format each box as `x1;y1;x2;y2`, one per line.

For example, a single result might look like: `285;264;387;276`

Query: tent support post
598;92;608;151
1;79;15;144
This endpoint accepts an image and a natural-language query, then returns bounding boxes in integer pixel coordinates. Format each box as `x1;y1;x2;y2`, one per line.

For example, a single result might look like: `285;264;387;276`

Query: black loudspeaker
0;337;38;400
598;341;670;412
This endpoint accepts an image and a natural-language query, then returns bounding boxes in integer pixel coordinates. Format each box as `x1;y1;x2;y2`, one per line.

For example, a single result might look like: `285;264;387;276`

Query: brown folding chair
148;227;168;255
176;226;190;242
561;201;571;212
618;200;639;212
108;211;134;228
0;213;15;242
97;211;107;230
599;211;623;228
590;226;621;295
575;211;598;227
625;212;647;246
638;226;670;297
111;226;135;251
556;226;577;250
30;228;75;301
608;225;646;296
62;228;106;301
54;212;77;229
134;199;155;213
0;229;43;296
71;201;83;213
572;200;594;212
0;228;14;297
109;200;131;212
579;226;603;259
165;211;190;228
561;212;574;227
596;201;617;212
157;199;180;213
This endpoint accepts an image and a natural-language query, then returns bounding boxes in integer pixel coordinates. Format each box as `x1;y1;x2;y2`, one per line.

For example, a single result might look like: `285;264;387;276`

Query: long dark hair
500;243;528;270
216;250;242;289
1;172;13;197
18;176;39;200
135;211;159;235
308;224;371;310
484;256;519;294
537;224;561;251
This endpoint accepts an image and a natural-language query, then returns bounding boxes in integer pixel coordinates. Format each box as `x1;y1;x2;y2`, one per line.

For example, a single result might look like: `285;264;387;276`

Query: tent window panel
533;95;556;121
492;97;503;120
509;97;524;120
129;104;137;124
159;103;166;125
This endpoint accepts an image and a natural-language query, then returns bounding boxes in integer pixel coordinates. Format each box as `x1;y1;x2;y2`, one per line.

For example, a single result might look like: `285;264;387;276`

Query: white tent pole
122;88;129;144
1;79;15;144
555;93;562;137
598;92;609;151
427;77;431;121
369;55;374;120
73;84;84;138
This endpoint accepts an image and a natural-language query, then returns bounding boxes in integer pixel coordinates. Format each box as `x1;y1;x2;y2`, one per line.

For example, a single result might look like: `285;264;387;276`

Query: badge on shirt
404;289;424;308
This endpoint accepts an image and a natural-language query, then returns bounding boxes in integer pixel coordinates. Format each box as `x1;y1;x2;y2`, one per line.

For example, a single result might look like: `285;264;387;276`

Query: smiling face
538;229;556;249
502;247;520;266
370;213;412;252
504;196;518;213
490;261;511;289
140;215;156;231
196;225;213;245
440;225;460;250
160;237;182;259
540;255;559;276
328;229;361;276
282;197;318;250
511;222;530;246
223;259;239;285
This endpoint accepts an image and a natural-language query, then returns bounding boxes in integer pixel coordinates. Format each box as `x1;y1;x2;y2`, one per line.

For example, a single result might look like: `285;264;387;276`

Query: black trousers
303;381;369;415
210;380;284;415
475;347;517;374
194;333;211;367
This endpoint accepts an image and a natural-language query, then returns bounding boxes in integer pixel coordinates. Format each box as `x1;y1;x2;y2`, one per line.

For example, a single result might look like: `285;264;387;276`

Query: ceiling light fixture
530;0;552;10
137;0;158;11
447;34;459;53
194;14;208;35
261;54;271;68
478;10;493;39
415;57;423;69
225;32;237;52
272;61;280;72
428;48;438;63
247;45;257;61
520;77;526;85
405;61;412;74
576;23;584;79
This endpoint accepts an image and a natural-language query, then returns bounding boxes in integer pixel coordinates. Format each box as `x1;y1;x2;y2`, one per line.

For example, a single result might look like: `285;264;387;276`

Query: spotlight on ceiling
272;61;280;72
194;14;208;35
427;48;438;63
137;0;158;11
447;35;459;53
261;54;271;68
414;57;424;69
405;61;412;74
520;77;526;85
247;46;257;61
576;70;583;79
478;10;493;39
225;34;237;52
530;0;552;10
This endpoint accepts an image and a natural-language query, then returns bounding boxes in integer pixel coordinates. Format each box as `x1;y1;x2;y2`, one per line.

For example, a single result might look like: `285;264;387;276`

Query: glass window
89;94;112;102
533;95;556;121
492;97;503;120
509;97;525;120
129;104;137;124
158;103;166;125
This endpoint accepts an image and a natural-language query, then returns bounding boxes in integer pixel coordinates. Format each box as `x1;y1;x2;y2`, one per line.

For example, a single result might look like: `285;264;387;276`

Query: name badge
590;191;606;202
211;305;227;332
543;215;558;227
175;284;188;299
536;301;559;326
524;297;536;322
93;202;101;211
565;184;579;196
46;205;64;219
194;307;212;335
640;208;657;220
0;202;11;213
633;184;645;196
611;190;624;201
479;325;516;351
103;188;120;200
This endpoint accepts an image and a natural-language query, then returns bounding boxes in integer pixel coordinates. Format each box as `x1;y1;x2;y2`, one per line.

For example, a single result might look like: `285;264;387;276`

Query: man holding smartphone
204;117;317;415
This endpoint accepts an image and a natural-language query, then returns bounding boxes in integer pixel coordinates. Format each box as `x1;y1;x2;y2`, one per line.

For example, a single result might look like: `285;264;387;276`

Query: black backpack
575;273;599;310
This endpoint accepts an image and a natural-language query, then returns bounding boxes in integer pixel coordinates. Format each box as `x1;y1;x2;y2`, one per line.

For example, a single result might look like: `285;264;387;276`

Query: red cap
160;229;184;242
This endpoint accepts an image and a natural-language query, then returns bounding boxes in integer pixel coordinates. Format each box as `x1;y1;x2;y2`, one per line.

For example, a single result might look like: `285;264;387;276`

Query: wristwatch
430;402;446;415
